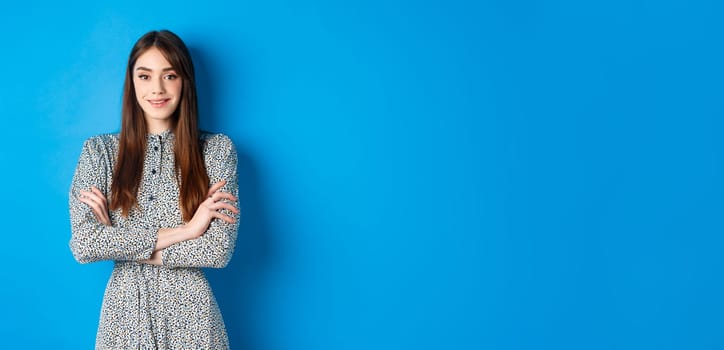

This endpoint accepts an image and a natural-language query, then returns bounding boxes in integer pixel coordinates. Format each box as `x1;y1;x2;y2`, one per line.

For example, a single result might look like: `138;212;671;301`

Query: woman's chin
143;112;174;121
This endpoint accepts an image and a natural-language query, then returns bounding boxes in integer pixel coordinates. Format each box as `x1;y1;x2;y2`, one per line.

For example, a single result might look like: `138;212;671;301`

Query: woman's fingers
212;211;237;224
80;189;109;213
80;194;109;221
201;194;239;222
79;187;111;226
79;191;104;210
97;205;111;224
209;191;237;203
90;186;107;201
98;215;111;226
79;196;111;225
207;180;227;197
208;201;240;214
79;190;102;204
78;195;100;211
206;191;239;214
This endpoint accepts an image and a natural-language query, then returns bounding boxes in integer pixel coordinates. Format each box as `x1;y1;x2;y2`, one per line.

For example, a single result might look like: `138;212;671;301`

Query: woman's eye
164;74;178;80
137;74;150;80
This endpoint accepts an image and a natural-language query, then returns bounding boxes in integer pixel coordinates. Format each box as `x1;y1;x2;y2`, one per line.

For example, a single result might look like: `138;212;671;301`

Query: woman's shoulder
80;133;120;153
85;132;120;144
200;131;236;153
200;132;238;174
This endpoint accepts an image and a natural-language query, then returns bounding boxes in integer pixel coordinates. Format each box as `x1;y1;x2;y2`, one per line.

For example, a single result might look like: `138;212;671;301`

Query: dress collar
147;128;174;142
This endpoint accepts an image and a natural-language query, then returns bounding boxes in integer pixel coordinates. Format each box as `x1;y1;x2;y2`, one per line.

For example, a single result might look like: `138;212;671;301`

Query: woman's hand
184;180;239;239
140;250;163;266
79;186;111;226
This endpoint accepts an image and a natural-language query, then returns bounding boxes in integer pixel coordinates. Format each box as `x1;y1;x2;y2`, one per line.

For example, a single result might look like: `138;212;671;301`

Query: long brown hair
110;30;209;222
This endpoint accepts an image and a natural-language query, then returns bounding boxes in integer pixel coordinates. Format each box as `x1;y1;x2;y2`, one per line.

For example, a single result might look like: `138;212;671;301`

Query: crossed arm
69;136;240;268
78;180;238;265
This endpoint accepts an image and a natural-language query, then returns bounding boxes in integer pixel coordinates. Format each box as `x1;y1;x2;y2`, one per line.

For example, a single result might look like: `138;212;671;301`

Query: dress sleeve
162;135;240;268
68;137;158;263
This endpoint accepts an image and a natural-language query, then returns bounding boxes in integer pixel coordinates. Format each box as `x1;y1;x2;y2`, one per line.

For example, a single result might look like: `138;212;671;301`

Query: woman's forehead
134;47;174;71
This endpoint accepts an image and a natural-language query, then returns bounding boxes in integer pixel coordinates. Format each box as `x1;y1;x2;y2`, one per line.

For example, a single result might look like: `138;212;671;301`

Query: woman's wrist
156;225;195;251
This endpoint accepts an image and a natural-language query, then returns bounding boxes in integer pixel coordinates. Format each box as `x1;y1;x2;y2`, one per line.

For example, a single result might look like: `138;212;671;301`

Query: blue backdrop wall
1;1;723;349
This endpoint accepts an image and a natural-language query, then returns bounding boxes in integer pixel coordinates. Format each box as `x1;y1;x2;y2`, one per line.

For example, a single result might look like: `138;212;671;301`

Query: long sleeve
162;135;240;268
68;136;158;264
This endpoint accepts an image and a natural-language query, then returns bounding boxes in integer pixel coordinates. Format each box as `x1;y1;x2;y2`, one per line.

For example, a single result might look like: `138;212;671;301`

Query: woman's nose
152;79;165;94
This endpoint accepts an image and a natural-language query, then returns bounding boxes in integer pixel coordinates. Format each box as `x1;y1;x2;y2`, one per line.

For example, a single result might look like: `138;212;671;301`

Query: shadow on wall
191;46;276;350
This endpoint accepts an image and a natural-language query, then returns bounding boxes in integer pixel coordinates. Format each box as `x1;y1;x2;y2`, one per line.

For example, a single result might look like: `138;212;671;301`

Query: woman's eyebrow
135;66;175;71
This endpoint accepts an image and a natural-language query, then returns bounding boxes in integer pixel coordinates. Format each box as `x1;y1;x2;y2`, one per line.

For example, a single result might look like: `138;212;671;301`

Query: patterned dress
69;129;239;349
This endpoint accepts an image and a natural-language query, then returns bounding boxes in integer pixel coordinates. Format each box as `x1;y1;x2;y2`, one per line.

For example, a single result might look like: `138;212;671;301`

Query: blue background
1;0;723;349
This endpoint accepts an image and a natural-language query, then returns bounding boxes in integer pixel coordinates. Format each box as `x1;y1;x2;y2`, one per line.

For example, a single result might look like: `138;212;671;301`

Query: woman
69;30;239;349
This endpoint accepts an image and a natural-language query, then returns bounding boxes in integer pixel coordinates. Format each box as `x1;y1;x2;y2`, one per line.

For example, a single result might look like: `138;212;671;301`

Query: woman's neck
146;119;172;135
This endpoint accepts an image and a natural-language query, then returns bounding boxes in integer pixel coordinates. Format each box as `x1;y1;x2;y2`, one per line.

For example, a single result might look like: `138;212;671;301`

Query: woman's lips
148;98;171;108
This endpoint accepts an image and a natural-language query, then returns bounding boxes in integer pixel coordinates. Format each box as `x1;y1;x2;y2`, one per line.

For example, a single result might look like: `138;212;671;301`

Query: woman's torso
90;130;230;349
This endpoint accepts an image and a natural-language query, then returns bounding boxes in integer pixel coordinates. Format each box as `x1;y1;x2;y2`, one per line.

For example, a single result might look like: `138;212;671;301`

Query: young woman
69;30;239;349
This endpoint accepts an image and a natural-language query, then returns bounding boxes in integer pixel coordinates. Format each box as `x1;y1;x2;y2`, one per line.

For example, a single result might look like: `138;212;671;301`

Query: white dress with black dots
69;129;239;349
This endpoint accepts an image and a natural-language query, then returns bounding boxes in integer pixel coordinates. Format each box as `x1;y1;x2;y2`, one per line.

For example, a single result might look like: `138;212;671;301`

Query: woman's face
133;47;182;132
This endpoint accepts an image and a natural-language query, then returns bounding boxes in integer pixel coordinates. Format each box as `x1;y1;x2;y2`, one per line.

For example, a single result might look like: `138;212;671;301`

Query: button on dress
69;130;239;349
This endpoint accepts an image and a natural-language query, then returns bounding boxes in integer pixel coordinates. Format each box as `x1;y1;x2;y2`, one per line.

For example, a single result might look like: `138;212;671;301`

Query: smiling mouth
148;99;171;108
